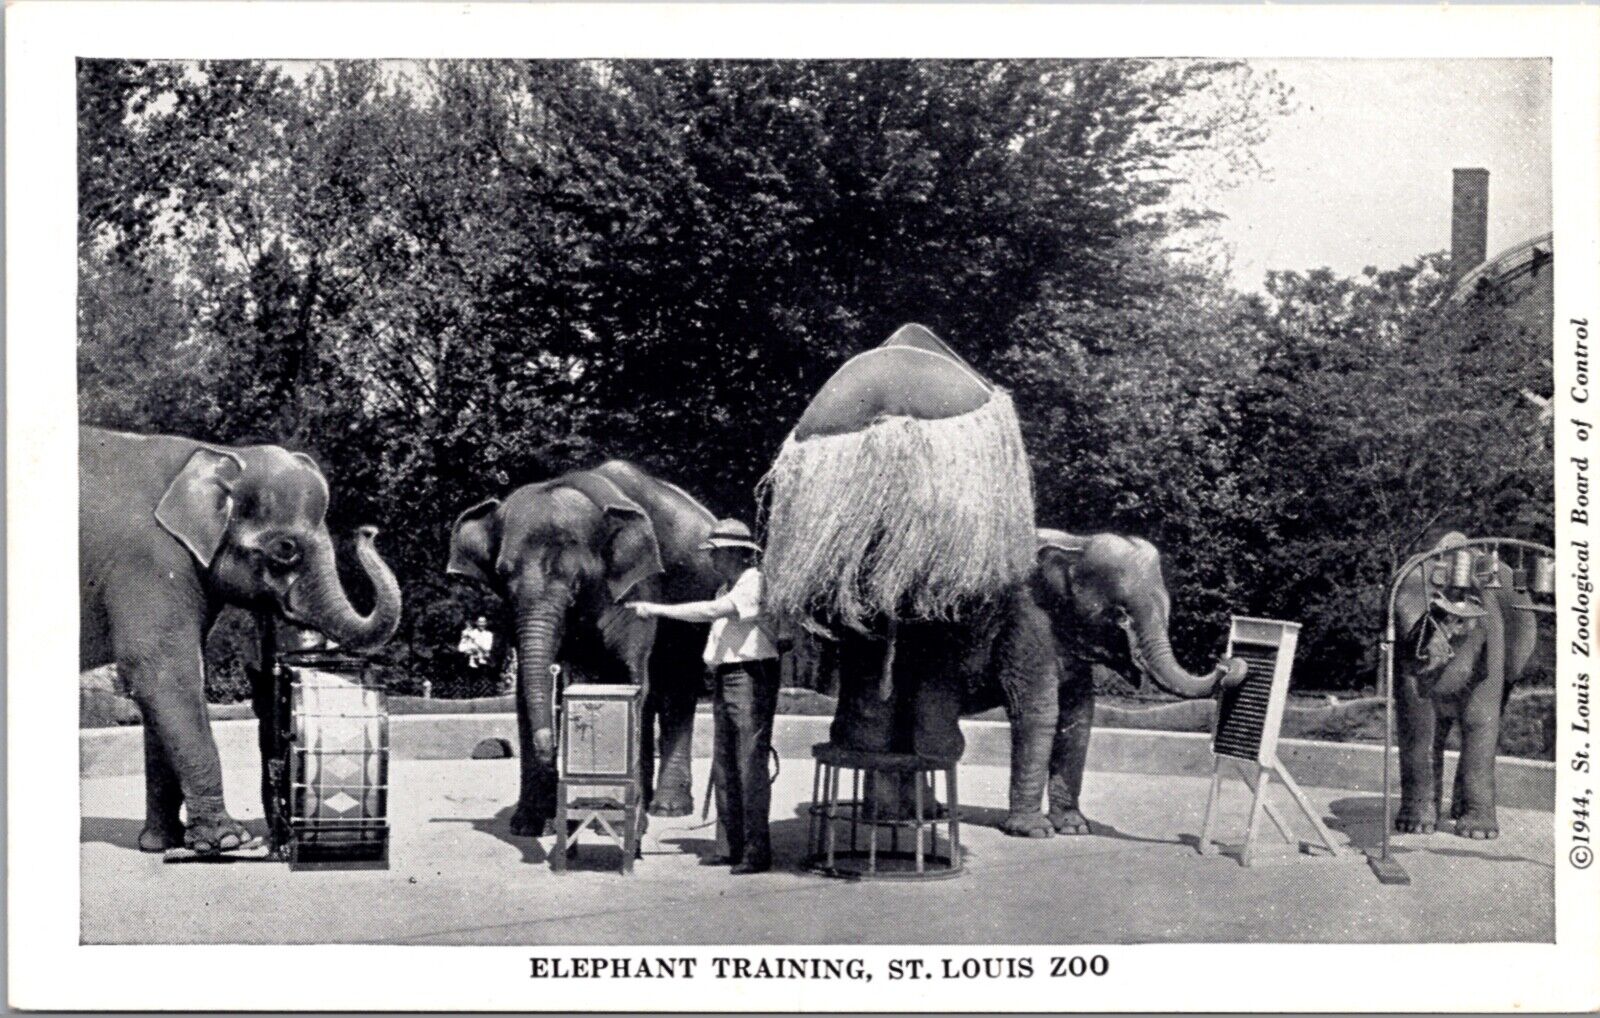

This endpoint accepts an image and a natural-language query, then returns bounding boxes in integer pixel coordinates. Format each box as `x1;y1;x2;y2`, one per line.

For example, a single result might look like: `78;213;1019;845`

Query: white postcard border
8;2;1598;1011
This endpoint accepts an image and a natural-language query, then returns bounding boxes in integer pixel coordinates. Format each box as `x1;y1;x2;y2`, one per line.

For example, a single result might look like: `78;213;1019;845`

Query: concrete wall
80;713;1554;811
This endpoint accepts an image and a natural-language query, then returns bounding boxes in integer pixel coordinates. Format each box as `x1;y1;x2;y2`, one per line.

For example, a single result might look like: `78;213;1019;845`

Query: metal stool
803;742;961;880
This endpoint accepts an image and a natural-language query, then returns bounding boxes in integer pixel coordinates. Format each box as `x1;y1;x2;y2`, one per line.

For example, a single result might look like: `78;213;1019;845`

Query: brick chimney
1450;168;1489;279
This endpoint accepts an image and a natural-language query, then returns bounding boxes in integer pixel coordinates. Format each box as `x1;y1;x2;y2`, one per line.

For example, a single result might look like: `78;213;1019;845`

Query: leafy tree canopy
79;59;1548;697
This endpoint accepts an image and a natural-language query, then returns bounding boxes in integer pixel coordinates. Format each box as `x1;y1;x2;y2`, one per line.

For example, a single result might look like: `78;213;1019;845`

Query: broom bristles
759;390;1036;632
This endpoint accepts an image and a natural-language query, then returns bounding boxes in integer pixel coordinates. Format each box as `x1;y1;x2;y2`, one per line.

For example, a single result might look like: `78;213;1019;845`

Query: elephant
447;460;721;837
827;528;1242;838
764;323;1242;838
1392;534;1539;839
80;426;403;854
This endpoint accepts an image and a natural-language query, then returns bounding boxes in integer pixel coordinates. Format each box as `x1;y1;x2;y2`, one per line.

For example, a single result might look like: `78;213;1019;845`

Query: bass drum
285;656;390;867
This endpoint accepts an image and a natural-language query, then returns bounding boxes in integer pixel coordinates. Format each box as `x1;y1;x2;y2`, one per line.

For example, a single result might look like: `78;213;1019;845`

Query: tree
1234;254;1553;688
79;57;1303;697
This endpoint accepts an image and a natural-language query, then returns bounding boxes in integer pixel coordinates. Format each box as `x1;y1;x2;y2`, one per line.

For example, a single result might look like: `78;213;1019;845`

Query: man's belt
714;658;778;675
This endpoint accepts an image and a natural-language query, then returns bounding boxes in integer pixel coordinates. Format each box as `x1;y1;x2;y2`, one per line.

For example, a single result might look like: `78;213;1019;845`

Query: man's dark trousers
712;658;780;866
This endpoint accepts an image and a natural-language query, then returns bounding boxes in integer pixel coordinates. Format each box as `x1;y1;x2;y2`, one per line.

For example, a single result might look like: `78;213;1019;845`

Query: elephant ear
155;447;245;567
1393;566;1432;640
447;499;502;585
1035;529;1088;601
560;470;664;602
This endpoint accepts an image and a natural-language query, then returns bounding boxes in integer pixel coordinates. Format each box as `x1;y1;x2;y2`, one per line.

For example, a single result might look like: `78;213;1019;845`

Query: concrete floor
80;753;1553;945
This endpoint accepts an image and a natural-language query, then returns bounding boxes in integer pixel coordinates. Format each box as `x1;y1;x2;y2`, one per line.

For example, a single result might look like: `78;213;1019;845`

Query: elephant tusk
1119;618;1148;674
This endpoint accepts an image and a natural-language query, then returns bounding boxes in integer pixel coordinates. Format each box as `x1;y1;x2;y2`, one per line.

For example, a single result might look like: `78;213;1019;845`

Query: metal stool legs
803;744;962;880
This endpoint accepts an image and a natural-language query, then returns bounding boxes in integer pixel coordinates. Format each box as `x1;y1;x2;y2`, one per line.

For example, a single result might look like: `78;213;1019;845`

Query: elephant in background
1393;533;1539;838
829;528;1241;838
447;460;720;837
80;426;403;854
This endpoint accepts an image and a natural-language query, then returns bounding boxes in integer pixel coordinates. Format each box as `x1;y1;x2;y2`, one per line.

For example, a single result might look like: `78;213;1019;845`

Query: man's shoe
730;858;771;875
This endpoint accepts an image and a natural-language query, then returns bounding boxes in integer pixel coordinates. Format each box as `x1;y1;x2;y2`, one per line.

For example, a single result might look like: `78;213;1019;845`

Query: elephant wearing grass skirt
761;324;1240;836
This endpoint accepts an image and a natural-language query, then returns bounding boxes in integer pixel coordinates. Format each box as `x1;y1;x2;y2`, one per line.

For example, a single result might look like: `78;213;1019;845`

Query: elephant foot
1454;811;1499;840
509;805;552;838
138;819;185;853
893;778;944;820
647;788;694;818
873;798;945;821
1049;808;1092;836
1394;804;1438;834
1001;811;1054;838
184;814;254;855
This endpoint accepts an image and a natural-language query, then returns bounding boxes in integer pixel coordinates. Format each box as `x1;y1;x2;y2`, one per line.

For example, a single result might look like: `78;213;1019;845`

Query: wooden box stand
1198;617;1343;866
553;683;644;874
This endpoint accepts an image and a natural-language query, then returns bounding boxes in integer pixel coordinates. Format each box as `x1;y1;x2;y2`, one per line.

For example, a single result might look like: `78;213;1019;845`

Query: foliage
1232;257;1553;686
78;58;1548;696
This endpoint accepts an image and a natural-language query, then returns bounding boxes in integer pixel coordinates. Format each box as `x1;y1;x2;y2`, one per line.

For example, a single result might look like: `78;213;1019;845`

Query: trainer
628;519;779;873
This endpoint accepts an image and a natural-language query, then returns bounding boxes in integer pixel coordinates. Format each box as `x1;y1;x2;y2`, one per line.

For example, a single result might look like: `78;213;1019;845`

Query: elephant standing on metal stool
1393;534;1539;839
80;426;403;854
447;461;721;837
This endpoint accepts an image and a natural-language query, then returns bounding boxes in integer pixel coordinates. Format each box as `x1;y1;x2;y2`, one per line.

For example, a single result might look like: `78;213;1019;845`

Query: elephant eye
265;536;301;568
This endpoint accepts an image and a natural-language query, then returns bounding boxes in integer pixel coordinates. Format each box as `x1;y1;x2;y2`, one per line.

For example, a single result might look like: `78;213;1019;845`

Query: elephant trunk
515;593;569;763
1433;588;1505;698
291;526;402;650
1129;606;1243;699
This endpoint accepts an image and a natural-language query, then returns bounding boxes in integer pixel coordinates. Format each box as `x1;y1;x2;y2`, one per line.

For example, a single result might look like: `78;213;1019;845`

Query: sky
1209;59;1552;292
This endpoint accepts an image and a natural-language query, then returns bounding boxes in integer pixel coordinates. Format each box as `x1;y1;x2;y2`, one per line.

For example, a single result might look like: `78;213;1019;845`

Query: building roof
1449;233;1554;303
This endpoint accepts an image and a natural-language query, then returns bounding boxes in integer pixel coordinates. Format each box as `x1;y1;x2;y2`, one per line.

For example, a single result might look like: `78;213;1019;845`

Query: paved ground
81;752;1553;945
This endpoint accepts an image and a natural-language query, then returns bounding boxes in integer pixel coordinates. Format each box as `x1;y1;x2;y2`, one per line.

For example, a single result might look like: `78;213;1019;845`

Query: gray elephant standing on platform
80;426;403;854
447;460;721;837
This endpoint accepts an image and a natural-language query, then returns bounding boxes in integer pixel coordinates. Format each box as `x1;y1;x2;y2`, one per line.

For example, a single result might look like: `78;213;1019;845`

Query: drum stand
166;618;391;869
256;614;293;857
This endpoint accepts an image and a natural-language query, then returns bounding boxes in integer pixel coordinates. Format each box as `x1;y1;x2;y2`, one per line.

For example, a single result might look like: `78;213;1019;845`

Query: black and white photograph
8;2;1599;1012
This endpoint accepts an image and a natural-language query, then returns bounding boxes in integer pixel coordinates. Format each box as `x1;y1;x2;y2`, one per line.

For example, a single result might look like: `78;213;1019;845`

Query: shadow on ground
1325;795;1549;867
81;816;272;856
958;805;1183;847
428;806;824;873
431;805;553;866
81;816;149;852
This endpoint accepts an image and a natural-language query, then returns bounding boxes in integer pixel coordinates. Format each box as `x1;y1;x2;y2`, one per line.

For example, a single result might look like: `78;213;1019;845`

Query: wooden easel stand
1198;755;1343;866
